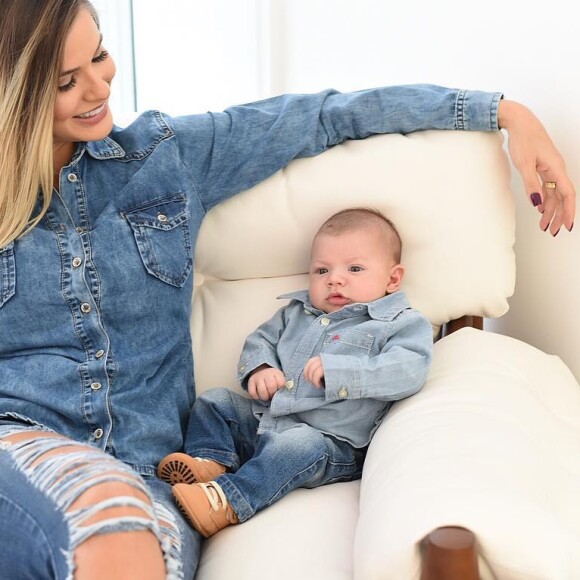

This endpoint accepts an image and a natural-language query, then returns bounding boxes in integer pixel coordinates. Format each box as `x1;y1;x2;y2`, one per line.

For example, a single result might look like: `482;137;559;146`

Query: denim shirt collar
278;289;411;321
85;136;126;160
77;111;174;163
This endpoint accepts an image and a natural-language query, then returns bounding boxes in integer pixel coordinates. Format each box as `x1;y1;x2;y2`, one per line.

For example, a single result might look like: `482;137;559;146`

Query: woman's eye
92;50;109;63
58;76;77;92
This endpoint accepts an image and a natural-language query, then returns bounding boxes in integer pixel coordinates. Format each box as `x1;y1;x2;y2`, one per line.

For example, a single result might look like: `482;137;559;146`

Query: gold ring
545;181;557;189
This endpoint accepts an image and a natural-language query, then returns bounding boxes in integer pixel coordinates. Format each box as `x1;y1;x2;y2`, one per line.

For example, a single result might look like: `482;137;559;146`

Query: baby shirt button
321;317;330;326
285;380;294;390
338;388;348;399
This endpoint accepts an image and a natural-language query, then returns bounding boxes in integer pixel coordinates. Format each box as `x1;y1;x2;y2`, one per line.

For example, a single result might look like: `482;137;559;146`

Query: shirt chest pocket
123;196;193;288
0;242;16;309
322;328;375;353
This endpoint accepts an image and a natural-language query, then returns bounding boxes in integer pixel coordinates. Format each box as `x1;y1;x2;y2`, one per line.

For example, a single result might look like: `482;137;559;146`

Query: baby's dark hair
315;207;402;262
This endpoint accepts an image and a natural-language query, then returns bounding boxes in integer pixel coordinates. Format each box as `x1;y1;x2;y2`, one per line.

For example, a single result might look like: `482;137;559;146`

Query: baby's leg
0;426;184;580
213;424;360;522
182;387;260;470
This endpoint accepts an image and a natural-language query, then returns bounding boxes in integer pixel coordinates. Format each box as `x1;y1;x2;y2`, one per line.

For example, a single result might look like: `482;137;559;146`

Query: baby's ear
386;264;405;293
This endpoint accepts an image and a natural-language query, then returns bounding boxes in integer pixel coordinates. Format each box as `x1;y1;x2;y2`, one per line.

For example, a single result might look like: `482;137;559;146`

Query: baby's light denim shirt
0;85;499;475
237;290;433;447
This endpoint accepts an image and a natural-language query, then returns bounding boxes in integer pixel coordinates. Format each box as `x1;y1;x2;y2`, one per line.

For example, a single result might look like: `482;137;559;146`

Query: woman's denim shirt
0;85;501;475
237;290;433;448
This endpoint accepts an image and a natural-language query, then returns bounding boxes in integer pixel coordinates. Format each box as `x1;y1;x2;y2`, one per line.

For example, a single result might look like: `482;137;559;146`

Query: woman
0;1;575;579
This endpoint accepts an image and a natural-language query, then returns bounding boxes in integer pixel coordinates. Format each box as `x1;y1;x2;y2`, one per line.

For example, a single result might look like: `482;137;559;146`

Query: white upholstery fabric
196;481;359;580
191;131;580;578
358;328;580;579
192;131;515;396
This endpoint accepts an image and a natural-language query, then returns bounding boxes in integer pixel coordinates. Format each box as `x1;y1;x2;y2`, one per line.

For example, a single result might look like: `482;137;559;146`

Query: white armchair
188;131;580;579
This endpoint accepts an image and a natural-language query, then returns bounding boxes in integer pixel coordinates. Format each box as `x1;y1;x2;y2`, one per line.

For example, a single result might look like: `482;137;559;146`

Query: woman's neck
53;141;75;189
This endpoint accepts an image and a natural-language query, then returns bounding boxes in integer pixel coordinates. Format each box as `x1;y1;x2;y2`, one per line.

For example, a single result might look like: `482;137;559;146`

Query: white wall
96;0;580;380
265;0;580;380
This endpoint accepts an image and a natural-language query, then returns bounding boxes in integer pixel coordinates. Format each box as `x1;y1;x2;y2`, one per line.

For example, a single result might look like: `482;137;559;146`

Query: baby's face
309;228;402;313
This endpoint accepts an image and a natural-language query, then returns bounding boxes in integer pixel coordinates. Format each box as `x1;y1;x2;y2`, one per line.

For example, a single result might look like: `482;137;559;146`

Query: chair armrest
354;328;580;579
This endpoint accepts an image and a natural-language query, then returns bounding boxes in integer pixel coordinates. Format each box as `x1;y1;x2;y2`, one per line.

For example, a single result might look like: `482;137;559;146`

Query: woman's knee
2;431;160;550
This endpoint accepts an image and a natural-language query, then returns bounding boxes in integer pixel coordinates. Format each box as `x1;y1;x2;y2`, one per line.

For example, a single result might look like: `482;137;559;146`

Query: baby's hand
304;356;325;388
248;365;286;401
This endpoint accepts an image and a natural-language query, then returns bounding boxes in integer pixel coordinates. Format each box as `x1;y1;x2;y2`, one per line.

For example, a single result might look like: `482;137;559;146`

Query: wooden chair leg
421;526;479;580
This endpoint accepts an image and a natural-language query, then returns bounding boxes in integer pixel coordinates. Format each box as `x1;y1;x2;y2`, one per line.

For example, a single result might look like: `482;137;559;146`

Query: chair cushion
195;481;360;580
192;131;515;395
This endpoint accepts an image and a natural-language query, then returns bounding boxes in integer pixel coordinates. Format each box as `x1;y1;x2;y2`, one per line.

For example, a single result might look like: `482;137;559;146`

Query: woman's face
53;8;116;160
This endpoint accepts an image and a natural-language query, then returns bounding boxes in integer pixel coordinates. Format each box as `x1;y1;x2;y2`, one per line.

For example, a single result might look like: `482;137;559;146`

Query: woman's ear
386;264;405;294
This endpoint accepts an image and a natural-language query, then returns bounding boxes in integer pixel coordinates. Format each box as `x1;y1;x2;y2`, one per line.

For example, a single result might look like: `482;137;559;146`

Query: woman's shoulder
101;110;174;159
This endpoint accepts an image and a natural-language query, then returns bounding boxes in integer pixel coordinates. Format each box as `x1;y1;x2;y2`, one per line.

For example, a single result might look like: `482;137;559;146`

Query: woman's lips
74;102;108;125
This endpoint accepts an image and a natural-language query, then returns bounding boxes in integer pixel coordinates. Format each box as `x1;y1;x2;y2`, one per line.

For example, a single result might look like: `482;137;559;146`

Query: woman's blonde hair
0;0;96;248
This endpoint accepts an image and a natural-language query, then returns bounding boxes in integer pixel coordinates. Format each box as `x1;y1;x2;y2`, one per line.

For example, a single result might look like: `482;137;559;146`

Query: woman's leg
0;425;188;580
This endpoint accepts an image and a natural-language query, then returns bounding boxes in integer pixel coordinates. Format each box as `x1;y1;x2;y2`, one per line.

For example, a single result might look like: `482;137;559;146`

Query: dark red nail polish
530;192;542;206
553;228;561;237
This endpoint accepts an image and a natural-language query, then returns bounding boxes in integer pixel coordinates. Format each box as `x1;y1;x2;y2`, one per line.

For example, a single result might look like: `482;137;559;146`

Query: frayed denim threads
0;425;183;579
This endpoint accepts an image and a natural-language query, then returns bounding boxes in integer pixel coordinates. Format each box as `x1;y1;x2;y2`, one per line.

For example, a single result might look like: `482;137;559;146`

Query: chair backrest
192;131;515;395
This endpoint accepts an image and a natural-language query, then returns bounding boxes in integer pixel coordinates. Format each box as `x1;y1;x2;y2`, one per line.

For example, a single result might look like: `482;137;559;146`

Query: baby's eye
315;268;328;275
349;266;363;272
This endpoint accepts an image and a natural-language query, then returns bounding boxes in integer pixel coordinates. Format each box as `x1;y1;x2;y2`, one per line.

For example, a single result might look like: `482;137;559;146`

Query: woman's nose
86;74;111;101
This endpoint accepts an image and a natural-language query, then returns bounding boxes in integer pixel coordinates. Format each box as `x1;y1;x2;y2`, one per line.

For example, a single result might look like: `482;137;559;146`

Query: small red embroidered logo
332;335;340;342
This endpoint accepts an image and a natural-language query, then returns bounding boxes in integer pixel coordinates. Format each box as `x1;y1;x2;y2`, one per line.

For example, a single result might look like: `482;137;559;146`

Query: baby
158;207;433;537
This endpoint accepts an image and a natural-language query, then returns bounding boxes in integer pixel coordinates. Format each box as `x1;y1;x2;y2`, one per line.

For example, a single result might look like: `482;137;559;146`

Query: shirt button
95;349;105;359
91;382;102;391
80;302;91;314
72;257;82;268
157;214;168;223
285;380;294;390
338;387;349;399
93;428;104;439
68;173;78;183
76;227;84;234
321;317;330;326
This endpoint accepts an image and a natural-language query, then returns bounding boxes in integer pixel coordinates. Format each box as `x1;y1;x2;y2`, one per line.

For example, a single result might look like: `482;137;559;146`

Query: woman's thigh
0;422;200;579
144;476;202;579
0;447;70;579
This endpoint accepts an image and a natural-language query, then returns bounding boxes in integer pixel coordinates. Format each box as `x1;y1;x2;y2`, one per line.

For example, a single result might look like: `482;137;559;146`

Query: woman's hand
499;99;575;235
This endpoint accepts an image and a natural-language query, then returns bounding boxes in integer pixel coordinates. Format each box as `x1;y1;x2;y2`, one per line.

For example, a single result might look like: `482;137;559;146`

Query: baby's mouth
328;293;349;305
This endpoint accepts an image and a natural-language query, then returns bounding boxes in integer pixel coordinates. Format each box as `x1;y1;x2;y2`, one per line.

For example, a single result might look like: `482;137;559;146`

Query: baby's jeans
0;421;201;580
184;387;364;522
